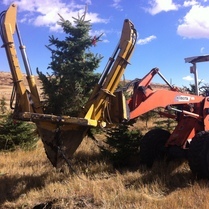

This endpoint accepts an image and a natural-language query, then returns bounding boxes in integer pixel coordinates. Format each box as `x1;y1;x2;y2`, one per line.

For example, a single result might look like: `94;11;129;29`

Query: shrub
0;113;38;151
100;122;143;167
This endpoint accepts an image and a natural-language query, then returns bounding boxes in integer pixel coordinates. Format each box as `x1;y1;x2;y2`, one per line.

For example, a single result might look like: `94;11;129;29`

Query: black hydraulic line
98;22;137;87
127;25;137;59
0;9;33;77
0;11;6;43
98;43;120;86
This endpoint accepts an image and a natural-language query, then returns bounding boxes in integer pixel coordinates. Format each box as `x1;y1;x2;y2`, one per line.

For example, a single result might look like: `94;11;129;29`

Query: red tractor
127;59;209;178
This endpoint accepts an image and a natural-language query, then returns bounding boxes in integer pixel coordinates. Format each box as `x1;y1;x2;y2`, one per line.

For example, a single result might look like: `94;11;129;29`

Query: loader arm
129;88;204;119
0;4;43;114
81;19;137;126
128;67;205;119
36;19;137;167
0;4;137;168
127;67;208;148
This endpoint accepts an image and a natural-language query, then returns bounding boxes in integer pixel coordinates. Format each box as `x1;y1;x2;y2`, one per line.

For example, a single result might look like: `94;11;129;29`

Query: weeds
0;136;209;209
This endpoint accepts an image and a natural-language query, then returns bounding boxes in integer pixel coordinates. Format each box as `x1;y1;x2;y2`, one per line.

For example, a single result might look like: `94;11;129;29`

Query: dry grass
1;130;209;209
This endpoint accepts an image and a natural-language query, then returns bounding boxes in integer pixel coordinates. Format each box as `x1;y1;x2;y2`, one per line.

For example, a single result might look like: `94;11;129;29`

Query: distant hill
0;72;43;110
0;71;172;111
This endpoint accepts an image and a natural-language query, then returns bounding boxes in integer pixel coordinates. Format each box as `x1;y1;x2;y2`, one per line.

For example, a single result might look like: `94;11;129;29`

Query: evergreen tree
0;113;38;151
139;110;157;128
37;11;102;116
182;81;203;95
101;122;143;167
0;96;7;114
182;83;197;95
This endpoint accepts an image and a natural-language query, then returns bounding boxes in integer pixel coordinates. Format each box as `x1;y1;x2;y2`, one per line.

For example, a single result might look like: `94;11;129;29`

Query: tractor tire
139;128;170;167
188;131;209;179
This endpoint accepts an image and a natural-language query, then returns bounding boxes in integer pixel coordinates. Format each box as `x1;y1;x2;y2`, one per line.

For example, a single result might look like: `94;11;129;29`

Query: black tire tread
139;128;170;167
188;131;209;179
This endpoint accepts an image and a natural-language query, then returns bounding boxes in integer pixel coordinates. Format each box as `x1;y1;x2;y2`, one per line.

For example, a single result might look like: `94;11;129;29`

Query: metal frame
185;55;209;95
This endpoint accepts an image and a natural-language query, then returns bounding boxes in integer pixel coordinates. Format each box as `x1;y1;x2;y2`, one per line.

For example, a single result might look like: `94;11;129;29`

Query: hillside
0;71;43;109
0;71;174;113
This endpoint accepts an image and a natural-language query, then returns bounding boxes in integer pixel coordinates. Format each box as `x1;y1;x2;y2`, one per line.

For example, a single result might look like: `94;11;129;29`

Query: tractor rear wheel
139;128;170;167
188;131;209;179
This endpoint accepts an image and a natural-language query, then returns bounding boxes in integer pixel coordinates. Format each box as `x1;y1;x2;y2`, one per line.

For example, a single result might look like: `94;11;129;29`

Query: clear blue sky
1;0;209;87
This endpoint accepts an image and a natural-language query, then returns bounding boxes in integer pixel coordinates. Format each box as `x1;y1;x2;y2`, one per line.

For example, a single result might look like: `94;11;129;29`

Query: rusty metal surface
37;124;89;168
